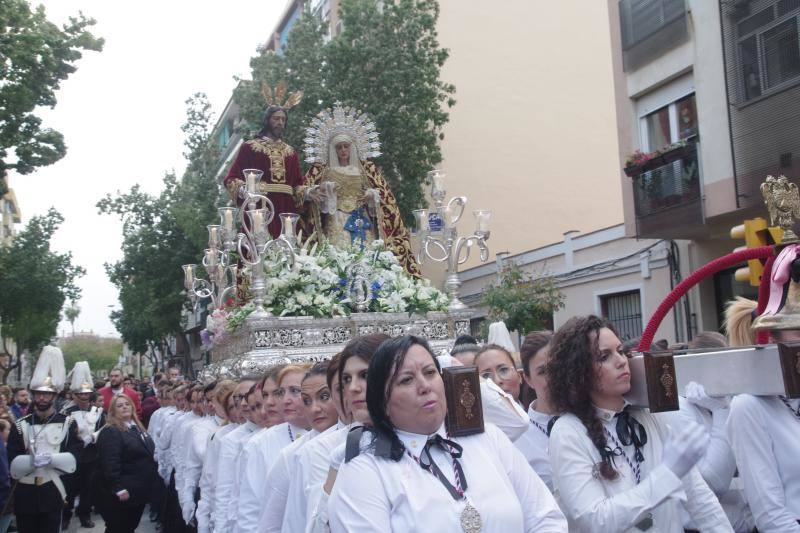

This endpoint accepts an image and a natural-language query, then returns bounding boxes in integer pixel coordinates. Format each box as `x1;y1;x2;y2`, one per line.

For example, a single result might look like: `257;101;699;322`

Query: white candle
246;172;258;194
474;210;491;232
208;225;220;248
414;209;429;232
252;209;265;230
183;264;194;285
429;170;446;196
205;249;217;268
223;209;234;230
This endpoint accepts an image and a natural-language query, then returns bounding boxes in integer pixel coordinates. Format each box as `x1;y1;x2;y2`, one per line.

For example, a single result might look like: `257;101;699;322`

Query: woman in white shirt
329;335;567;532
474;343;523;402
516;331;558;491
546;315;732;533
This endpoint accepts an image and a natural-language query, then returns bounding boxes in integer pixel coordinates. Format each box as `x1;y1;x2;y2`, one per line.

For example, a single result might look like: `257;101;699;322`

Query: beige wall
435;0;624;271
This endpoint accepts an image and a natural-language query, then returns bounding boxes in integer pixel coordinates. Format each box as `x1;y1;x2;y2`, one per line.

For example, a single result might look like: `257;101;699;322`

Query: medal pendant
460;503;482;533
635;513;653;531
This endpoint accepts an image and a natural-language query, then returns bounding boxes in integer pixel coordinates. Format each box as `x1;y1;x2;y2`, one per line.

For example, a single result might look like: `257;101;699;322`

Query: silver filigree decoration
303;102;381;165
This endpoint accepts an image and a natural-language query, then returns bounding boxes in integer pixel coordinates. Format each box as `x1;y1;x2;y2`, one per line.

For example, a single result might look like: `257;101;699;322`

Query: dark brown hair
688;331;727;350
520;331;553;376
338;334;391;413
548;315;620;480
473;343;516;368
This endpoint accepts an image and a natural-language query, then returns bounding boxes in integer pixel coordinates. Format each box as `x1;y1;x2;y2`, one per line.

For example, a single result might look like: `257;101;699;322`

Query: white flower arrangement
212;239;450;337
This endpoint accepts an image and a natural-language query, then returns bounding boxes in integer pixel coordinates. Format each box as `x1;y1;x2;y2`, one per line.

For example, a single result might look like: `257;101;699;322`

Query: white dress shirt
258;428;318;533
179;415;224;523
674;399;753;532
196;423;238;533
481;378;530;442
212;420;261;533
148;406;171;465
303;423;352;533
158;409;186;483
235;422;306;533
329;422;566;532
173;412;202;494
513;402;556;492
727;395;800;533
549;407;732;533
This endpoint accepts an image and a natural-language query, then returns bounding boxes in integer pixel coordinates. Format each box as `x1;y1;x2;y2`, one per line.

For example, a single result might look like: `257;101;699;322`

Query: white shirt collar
395;423;447;457
527;402;555;424
594;400;630;423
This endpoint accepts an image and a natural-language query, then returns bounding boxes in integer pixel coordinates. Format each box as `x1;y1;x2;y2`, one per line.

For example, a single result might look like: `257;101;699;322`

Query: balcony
619;0;689;71
630;141;704;239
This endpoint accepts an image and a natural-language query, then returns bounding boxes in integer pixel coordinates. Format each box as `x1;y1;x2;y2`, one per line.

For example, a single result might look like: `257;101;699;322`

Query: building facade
609;0;800;340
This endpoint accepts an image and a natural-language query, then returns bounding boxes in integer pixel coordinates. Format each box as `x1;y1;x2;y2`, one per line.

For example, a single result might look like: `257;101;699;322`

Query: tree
481;262;565;337
60;334;121;374
63;301;80;336
235;0;455;226
0;208;85;382
99;96;221;376
0;0;104;177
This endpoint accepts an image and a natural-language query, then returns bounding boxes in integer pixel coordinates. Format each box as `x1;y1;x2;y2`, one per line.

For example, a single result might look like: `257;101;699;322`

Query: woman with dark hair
511;330;559;491
329;335;566;532
547;315;732;532
95;394;157;533
305;334;391;530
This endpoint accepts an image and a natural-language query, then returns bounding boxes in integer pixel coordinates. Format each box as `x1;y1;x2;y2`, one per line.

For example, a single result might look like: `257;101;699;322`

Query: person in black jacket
95;393;157;533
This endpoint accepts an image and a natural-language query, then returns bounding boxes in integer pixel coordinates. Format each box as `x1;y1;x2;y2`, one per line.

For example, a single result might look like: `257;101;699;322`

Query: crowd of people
0;293;798;532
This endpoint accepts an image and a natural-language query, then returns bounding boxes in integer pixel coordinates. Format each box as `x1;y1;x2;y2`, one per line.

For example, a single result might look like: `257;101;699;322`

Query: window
641;93;696;151
646;106;671;151
736;2;800;101
763;19;800;89
601;290;643;341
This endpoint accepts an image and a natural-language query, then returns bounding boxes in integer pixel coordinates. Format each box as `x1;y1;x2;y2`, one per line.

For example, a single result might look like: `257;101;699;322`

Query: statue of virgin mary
298;103;420;276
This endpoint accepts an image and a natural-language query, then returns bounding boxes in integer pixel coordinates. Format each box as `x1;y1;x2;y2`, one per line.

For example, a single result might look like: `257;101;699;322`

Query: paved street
63;511;158;533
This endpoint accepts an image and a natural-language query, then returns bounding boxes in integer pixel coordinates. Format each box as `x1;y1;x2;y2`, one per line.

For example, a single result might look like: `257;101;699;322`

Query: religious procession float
183;84;491;379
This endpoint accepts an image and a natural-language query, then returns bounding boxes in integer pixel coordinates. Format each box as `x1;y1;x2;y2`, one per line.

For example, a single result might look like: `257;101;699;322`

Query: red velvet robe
224;137;302;238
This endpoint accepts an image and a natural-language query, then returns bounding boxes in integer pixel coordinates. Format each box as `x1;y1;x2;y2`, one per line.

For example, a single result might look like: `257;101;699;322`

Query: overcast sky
13;1;286;338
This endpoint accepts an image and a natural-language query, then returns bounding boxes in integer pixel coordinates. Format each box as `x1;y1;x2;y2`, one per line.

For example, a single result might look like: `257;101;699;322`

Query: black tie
615;407;647;463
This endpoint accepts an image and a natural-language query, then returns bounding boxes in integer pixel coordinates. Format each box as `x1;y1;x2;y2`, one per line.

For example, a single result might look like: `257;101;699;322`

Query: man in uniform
8;346;80;533
61;361;105;529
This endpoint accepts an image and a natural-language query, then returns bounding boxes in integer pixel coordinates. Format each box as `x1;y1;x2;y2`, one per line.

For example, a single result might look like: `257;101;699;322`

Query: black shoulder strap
344;426;364;463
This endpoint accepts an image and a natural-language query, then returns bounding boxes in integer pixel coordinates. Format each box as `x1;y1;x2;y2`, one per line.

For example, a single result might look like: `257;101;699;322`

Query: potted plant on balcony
624;139;695;177
624;150;653;177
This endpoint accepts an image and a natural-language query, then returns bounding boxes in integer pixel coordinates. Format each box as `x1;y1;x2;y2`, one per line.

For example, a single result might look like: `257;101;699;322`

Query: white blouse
513;402;556;492
235;422;306;533
328;422;566;532
549;407;732;533
212;420;260;533
727;395;800;533
196;423;238;533
258;429;319;532
302;423;352;533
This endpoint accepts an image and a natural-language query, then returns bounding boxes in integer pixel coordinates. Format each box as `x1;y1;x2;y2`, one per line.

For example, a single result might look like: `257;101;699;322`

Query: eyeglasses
232;394;245;405
480;365;518;382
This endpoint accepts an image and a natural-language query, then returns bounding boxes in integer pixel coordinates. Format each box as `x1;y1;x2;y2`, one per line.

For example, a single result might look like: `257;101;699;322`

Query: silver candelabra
182;213;238;311
182;168;297;320
235;169;296;319
413;170;491;310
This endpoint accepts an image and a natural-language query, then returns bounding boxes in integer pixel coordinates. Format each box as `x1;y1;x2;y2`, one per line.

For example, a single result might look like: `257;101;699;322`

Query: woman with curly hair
547;315;732;532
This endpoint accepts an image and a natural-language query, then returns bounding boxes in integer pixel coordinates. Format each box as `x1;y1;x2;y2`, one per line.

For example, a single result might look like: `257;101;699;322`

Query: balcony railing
631;141;704;238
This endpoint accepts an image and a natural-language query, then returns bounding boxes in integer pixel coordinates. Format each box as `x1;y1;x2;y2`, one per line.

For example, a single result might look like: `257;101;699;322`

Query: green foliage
0;0;103;174
99;95;220;364
235;0;455;226
0;208;85;380
481;262;564;336
63;301;80;335
60;334;121;374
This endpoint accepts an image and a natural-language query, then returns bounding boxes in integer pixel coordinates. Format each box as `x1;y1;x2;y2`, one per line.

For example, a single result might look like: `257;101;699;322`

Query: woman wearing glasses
328;335;566;532
474;344;523;403
546;315;732;532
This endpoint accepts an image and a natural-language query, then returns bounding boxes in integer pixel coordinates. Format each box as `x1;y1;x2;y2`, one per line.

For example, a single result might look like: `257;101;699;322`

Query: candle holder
182;221;239;311
415;170;491;311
